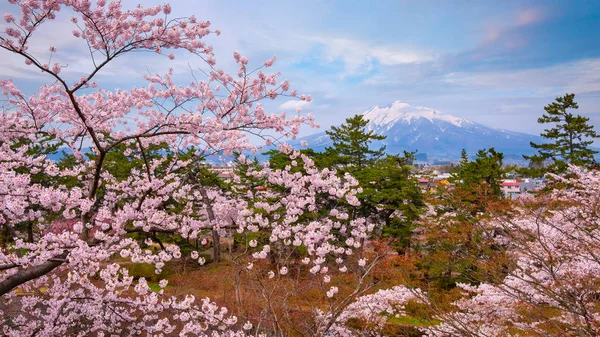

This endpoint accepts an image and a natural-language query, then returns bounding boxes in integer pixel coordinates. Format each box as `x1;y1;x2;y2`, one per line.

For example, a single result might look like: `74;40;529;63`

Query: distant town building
500;177;546;199
208;166;235;181
500;180;521;199
520;178;546;195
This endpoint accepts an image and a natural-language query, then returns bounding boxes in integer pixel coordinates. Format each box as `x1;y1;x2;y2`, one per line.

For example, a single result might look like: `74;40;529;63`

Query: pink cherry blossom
0;1;319;335
423;166;600;336
4;13;15;23
264;56;276;67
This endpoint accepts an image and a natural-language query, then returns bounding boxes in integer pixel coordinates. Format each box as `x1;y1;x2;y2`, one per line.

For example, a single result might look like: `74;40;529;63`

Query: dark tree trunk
199;188;220;263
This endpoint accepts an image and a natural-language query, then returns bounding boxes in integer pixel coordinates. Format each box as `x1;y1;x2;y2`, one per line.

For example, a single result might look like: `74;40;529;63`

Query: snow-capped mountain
363;101;470;129
293;101;545;163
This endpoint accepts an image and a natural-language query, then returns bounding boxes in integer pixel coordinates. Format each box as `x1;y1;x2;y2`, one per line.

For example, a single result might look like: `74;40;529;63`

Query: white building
500;180;521;199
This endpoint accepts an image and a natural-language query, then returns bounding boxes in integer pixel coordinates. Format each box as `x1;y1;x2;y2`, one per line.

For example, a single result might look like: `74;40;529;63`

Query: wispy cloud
303;36;435;78
516;8;546;27
443;58;600;95
482;7;548;45
279;100;311;111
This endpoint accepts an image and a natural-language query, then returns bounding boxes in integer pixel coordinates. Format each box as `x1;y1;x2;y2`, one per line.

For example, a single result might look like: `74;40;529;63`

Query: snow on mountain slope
363;101;470;128
292;101;545;163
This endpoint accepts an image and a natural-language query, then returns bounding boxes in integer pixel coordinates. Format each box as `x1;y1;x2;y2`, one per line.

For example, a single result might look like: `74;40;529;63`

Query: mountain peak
292;100;543;164
362;100;470;127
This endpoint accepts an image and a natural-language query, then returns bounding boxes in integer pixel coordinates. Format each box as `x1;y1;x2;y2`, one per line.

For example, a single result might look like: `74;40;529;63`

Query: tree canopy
324;114;386;169
452;147;506;197
524;93;599;174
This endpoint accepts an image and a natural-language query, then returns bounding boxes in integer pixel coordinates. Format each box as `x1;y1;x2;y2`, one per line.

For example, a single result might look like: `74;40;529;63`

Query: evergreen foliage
324;114;386;169
320;115;423;251
452;148;505;197
524;93;599;174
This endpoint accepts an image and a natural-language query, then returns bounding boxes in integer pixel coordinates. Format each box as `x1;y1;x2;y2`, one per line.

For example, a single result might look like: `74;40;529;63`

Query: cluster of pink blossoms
422;167;600;336
307;166;600;337
319;286;426;336
0;1;340;335
233;152;374;277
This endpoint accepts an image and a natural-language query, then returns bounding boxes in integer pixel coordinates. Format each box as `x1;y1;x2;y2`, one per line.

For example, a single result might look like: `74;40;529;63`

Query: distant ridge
292;101;546;164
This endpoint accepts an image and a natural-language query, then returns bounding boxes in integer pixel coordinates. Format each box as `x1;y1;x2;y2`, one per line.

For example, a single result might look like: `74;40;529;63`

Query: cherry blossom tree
0;0;399;335
0;1;332;335
318;166;600;337
423;167;600;337
206;152;386;336
8;3;598;336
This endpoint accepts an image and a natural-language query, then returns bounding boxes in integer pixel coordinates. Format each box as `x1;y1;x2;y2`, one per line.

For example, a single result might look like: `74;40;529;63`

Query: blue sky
2;0;600;138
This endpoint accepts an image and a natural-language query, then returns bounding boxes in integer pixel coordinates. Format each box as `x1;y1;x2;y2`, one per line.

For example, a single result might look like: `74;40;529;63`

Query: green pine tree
323;115;423;250
524;93;599;174
373;153;424;250
460;149;469;165
324;114;386;169
452;147;505;197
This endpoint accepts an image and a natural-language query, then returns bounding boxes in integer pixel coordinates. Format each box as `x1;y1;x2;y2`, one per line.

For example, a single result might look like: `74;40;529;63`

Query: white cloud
443;58;600;95
279;100;311;111
304;36;435;77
